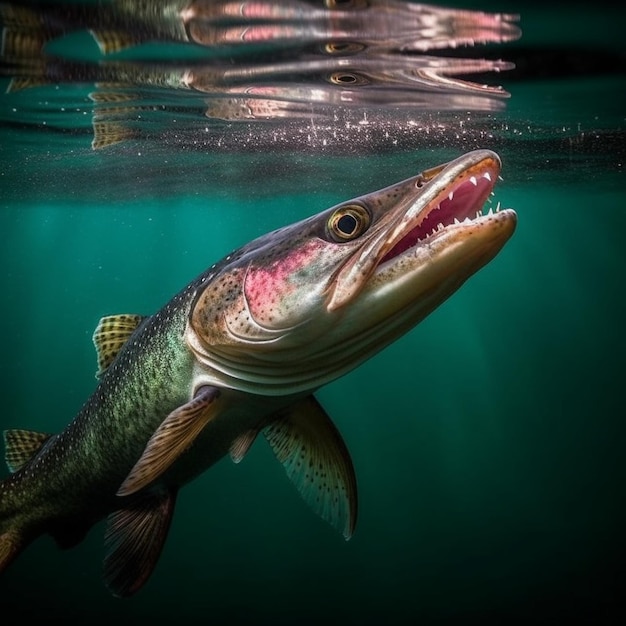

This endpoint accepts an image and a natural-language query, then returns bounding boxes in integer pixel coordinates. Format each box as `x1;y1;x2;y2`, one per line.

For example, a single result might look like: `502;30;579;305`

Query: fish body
0;149;516;596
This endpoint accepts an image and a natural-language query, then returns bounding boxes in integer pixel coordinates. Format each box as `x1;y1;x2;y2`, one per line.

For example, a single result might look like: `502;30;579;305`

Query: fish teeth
448;191;454;201
470;176;478;186
483;172;492;182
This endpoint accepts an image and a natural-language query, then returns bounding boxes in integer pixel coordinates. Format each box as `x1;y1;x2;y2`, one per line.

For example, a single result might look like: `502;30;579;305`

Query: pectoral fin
117;386;222;496
104;487;177;597
263;395;358;540
229;428;261;464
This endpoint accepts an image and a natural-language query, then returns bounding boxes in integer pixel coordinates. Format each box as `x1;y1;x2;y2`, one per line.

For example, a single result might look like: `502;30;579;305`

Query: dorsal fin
89;29;141;54
90;89;137;104
92;314;146;378
0;2;48;61
263;395;358;540
0;29;47;61
3;428;52;472
6;76;50;93
103;487;177;597
91;120;140;149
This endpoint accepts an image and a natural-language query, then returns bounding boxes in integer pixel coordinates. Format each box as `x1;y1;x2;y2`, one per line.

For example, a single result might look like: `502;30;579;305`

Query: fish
0;149;517;596
0;0;520;57
1;1;520;150
1;50;515;148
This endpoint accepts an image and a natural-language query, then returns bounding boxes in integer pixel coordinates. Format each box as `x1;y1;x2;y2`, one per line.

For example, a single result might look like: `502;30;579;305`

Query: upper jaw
376;150;501;268
326;149;505;312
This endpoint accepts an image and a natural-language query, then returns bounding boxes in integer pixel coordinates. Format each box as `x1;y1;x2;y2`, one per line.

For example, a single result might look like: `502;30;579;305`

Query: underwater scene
0;0;624;623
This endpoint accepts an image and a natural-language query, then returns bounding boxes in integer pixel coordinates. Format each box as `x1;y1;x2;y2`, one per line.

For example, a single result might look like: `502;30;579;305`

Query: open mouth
380;165;498;265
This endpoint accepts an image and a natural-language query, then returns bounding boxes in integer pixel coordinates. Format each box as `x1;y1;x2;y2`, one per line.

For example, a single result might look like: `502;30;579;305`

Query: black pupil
337;213;358;235
336;73;356;83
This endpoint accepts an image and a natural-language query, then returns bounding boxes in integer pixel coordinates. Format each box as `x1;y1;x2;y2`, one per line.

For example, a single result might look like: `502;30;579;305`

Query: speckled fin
92;314;146;378
117;386;222;497
103;487;177;597
90;29;139;54
0;4;47;63
3;428;52;472
263;395;358;540
91;120;140;150
229;428;261;464
7;77;49;93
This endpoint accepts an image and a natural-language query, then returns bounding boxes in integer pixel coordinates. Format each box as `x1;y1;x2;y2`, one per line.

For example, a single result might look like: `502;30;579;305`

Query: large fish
0;149;516;596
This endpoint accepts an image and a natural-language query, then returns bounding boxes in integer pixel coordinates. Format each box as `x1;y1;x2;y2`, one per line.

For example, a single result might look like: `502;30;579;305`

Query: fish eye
327;205;370;242
328;72;368;86
323;42;366;55
325;0;368;9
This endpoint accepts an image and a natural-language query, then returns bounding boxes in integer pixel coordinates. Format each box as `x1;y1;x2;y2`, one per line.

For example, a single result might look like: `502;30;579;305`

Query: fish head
186;149;516;395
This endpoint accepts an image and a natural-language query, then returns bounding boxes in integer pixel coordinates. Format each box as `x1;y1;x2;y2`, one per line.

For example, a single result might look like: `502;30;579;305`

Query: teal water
1;1;625;624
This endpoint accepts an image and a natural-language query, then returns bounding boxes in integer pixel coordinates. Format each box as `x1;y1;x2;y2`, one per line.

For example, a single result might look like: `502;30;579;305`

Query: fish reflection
1;0;520;55
0;1;521;150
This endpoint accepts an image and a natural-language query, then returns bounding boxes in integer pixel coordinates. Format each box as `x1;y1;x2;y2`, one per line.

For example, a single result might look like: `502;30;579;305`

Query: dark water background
1;1;625;624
